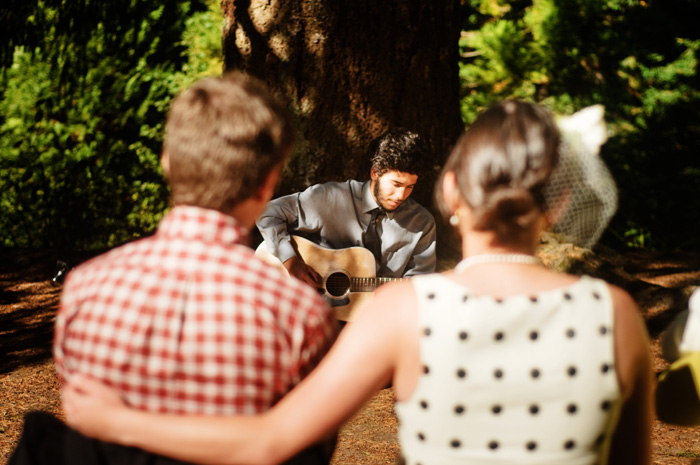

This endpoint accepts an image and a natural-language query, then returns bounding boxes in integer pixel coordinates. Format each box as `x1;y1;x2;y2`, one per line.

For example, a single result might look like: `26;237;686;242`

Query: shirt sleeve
53;274;77;385
402;216;437;277
290;294;339;382
256;184;330;264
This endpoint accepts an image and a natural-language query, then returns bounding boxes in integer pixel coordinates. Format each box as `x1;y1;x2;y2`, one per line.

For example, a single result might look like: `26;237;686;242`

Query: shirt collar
157;205;247;246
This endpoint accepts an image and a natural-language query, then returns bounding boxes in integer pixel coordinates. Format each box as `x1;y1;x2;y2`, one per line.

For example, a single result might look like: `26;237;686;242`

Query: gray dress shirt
256;180;436;278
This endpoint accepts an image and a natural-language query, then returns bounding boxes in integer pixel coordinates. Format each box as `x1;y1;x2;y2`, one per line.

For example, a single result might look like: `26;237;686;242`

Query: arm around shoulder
63;283;410;465
62;374;285;465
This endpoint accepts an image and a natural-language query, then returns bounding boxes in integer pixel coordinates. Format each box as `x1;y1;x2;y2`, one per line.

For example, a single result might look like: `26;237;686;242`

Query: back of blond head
164;72;293;212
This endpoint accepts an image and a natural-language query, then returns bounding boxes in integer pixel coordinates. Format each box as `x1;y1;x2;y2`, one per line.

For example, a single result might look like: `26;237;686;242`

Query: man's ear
257;165;282;203
160;151;170;177
370;167;378;182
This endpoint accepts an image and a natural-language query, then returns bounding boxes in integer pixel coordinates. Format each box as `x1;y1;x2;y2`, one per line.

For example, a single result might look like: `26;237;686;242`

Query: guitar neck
351;277;404;293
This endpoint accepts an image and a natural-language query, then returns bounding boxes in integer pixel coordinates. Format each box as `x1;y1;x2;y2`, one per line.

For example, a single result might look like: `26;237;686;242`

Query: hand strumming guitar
284;256;323;288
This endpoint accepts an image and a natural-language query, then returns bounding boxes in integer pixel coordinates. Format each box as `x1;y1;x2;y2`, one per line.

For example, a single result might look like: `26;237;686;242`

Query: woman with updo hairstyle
438;100;560;247
62;101;652;465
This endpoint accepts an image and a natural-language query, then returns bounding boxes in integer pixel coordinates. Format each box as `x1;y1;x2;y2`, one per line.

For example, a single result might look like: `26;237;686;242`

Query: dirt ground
2;246;700;464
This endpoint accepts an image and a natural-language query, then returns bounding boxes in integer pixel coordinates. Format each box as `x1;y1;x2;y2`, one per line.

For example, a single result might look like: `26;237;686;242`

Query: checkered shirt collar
157;205;245;245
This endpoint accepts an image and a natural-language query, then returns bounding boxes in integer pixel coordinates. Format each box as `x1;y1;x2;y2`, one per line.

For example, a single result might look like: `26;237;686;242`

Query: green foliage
2;0;699;252
459;0;700;251
0;0;222;250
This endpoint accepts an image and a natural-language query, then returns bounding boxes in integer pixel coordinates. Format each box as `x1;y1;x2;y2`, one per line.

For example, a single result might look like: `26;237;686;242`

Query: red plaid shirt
54;206;337;415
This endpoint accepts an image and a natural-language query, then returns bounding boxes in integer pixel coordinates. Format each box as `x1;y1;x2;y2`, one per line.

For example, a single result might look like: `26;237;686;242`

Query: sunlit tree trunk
221;0;463;208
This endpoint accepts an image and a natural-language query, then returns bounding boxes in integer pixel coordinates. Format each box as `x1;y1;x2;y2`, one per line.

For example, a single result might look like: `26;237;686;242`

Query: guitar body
255;236;382;321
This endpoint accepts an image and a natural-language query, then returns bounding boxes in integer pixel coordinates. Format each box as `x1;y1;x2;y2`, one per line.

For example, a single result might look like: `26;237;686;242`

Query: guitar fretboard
351;277;404;293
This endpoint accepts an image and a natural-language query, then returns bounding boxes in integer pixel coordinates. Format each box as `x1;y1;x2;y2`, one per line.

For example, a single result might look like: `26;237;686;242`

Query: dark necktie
363;208;383;265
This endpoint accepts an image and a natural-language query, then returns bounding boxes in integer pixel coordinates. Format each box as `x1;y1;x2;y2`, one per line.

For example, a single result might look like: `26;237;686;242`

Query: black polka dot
423;365;430;374
567;366;577;377
488;441;499;450
599;325;608;335
529;404;540;415
428;293;436;299
530;296;538;303
462;295;469;302
601;400;612;411
531;368;541;379
454;405;465;415
491;405;502;414
593;292;601;300
494;297;503;303
424;327;431;336
450;439;461;448
595;433;605;446
529;330;539;341
526;441;537;451
459;331;468;341
564;292;572;300
566;328;576;338
420;400;429;409
456;368;467;379
567;403;578;414
601;363;610;374
494;369;504;379
418;432;426;441
494;331;504;341
564;440;576;450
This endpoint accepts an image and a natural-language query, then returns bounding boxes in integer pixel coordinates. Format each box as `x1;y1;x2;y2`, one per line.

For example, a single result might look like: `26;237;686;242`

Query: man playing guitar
256;129;436;319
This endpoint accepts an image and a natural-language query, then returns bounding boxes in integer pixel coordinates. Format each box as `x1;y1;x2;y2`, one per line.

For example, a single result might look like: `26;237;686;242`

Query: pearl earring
449;214;459;226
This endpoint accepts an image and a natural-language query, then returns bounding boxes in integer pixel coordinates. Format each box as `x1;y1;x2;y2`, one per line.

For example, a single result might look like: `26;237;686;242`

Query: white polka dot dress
395;275;621;465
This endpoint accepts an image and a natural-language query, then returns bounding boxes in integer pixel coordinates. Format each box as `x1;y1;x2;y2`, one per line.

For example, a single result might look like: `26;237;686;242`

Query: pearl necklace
455;254;542;273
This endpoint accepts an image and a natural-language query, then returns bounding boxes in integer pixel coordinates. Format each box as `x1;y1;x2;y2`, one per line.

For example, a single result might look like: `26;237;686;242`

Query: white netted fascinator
542;105;618;248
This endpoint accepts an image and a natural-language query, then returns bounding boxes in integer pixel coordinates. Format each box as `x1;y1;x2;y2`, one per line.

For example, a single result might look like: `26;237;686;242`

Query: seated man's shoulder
305;179;357;196
399;198;436;224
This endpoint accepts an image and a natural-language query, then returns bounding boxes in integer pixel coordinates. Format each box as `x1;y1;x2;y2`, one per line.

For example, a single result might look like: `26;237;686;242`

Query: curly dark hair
368;129;432;177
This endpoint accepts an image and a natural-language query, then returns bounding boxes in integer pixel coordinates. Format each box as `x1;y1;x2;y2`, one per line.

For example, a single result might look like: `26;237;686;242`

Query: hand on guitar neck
283;256;323;288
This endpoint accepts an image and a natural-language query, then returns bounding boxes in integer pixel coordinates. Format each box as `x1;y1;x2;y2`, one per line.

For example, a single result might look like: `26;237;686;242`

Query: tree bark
221;0;463;208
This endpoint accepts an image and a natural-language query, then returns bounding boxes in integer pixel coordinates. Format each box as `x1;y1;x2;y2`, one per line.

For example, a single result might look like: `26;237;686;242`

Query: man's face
371;169;419;212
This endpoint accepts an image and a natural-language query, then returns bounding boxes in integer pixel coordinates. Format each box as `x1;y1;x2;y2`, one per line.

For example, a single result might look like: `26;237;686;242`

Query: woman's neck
461;230;538;258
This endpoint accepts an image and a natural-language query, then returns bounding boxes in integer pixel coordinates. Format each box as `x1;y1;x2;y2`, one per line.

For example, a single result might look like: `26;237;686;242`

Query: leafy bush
0;0;222;250
459;0;700;251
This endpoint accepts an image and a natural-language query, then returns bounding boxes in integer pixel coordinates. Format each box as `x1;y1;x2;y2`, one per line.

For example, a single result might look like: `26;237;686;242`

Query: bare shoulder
606;282;637;308
605;282;651;398
606;283;648;341
604;282;646;340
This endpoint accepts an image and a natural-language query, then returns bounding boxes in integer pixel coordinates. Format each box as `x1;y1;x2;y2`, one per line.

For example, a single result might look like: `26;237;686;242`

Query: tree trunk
221;0;463;208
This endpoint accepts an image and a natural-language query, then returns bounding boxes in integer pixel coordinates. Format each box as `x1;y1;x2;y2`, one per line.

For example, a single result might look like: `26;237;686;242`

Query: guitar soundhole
325;271;351;298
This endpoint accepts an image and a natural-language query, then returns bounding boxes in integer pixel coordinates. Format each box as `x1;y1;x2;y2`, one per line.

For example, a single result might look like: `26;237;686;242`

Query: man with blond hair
10;72;338;465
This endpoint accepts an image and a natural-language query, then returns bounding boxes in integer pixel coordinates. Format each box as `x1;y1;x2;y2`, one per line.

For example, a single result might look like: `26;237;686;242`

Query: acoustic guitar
255;235;403;321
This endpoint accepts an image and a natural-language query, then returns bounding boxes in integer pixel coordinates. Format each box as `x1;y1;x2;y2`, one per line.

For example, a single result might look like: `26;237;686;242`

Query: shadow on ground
0;249;64;374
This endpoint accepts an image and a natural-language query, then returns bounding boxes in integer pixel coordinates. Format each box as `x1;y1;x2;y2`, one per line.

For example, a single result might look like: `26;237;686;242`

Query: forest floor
2;245;700;464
